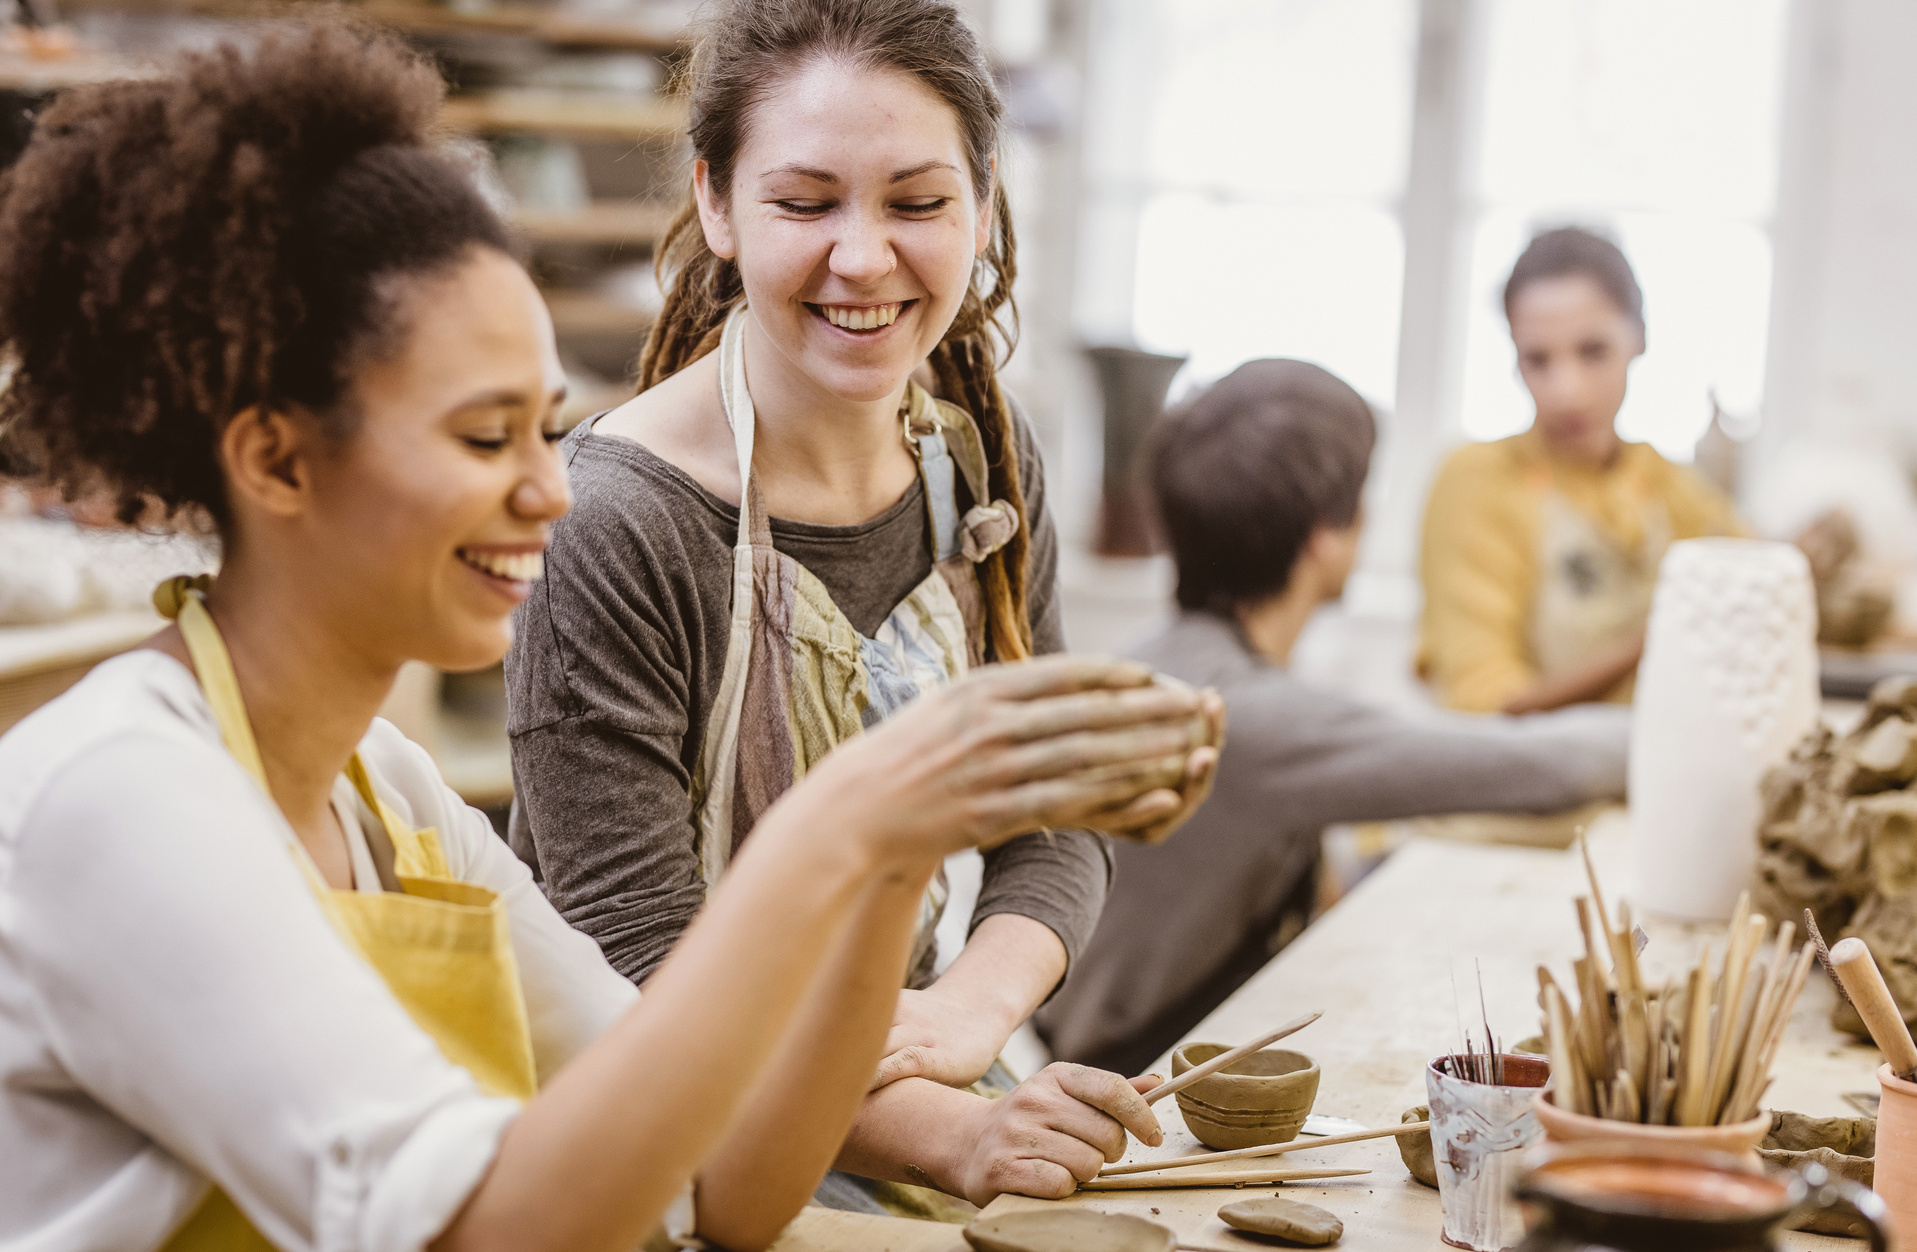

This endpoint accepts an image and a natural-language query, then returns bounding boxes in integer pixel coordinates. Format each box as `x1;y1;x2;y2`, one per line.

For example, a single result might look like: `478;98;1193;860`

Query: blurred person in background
1036;360;1629;1077
1418;228;1740;714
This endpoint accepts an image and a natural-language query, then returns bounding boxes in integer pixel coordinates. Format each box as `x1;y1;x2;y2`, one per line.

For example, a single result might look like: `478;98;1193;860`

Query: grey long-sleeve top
504;408;1111;988
1035;610;1629;1076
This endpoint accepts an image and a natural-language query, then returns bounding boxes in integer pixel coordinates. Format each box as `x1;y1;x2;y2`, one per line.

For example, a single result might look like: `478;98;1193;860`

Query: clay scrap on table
1796;509;1897;649
1217;1196;1342;1246
963;1210;1175;1252
1753;675;1917;1037
1396;1105;1436;1188
1757;1112;1876;1238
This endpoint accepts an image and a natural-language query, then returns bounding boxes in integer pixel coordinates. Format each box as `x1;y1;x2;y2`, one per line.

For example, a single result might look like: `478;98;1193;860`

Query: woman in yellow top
0;21;1216;1252
1418;227;1740;714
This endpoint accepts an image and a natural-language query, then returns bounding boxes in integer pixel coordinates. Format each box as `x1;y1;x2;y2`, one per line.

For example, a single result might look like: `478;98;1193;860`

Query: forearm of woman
832;1077;989;1193
691;857;937;1251
1501;629;1645;715
431;797;881;1252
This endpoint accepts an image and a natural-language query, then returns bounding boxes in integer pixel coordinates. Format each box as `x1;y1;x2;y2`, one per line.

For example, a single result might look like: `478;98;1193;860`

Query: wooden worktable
975;811;1877;1249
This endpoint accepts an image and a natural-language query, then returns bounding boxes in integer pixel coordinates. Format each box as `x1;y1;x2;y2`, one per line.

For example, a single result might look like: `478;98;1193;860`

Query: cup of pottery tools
1427;1052;1550;1251
1511;1140;1890;1252
1630;538;1817;921
1170;1042;1319;1150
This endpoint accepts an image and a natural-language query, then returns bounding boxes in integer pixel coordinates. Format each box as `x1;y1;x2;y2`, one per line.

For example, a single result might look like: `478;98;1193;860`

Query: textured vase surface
1630;538;1818;921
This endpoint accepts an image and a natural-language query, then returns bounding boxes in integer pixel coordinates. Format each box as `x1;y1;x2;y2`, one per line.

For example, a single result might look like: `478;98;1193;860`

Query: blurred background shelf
513;200;674;246
438;90;684;140
0;610;161;734
55;0;684;53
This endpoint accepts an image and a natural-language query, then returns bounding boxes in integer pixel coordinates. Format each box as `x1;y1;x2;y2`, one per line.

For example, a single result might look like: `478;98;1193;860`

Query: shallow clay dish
1171;1042;1320;1150
963;1210;1175;1252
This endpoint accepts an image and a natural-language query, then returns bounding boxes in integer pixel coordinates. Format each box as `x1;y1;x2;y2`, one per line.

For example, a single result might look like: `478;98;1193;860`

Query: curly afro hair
0;17;510;525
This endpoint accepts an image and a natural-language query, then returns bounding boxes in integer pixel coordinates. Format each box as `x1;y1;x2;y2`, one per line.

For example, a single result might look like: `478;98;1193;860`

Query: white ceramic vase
1630;538;1819;921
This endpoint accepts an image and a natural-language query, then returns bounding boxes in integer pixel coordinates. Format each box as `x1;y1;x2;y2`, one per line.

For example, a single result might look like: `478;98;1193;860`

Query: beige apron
1528;479;1671;701
149;576;538;1251
689;304;1017;985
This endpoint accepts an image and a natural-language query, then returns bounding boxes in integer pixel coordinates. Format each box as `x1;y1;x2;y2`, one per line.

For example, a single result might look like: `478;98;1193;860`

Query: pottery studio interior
8;0;1917;1249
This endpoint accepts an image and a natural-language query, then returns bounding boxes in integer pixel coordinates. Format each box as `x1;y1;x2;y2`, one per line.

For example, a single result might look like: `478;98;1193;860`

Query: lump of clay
1753;674;1917;1041
1759;1113;1876;1237
1398;1105;1436;1188
1218;1197;1342;1246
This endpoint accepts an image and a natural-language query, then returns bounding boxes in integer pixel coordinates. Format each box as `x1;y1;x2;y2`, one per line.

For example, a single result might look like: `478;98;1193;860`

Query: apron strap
154;574;409;895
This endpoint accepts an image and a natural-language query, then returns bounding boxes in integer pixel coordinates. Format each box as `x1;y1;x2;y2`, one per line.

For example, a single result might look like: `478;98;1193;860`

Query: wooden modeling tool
1827;937;1917;1080
1096;1122;1429;1177
1079;1167;1368;1191
1142;1012;1323;1106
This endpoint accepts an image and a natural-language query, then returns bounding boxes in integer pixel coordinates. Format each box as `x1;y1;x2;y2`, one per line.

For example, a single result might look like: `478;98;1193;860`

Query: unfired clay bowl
1170;1042;1320;1150
963;1209;1175;1252
1532;1089;1771;1164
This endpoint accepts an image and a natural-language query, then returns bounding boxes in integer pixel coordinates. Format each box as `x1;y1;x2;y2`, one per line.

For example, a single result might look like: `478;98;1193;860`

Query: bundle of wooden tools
1538;842;1817;1126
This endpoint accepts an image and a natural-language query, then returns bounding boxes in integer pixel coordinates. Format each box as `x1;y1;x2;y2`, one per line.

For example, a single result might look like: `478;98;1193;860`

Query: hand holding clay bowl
1074;674;1225;845
1169;1041;1319;1150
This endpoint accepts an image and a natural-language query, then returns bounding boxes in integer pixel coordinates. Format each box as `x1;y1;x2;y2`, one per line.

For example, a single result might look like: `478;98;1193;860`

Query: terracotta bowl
1170;1042;1320;1150
1531;1089;1771;1164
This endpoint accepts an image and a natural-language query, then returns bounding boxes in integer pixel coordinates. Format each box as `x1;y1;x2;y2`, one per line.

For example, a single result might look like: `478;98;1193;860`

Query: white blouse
0;651;641;1252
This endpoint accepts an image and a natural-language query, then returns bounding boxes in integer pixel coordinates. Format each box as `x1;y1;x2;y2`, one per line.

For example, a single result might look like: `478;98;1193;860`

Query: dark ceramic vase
1512;1142;1888;1252
1083;345;1186;557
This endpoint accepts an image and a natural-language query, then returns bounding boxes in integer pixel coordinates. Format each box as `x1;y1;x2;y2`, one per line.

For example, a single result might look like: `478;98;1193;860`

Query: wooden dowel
1142;1012;1323;1106
1096;1122;1430;1177
1079;1167;1369;1191
1829;937;1917;1080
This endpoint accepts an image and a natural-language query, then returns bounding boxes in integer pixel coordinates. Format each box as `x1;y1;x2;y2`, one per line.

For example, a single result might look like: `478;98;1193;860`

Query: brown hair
0;18;510;526
637;0;1032;659
1150;359;1376;616
1504;226;1645;346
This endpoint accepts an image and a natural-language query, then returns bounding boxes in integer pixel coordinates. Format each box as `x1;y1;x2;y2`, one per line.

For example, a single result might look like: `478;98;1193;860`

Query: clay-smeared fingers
979;1155;1082;1202
1050;1062;1164;1150
965;768;1193;847
983;685;1205;746
979;721;1203;787
961;655;1156;702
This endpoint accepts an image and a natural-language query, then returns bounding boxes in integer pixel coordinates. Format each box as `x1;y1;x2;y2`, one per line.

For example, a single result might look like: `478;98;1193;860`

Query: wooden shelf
0;609;162;734
55;0;685;54
0;48;150;90
438;90;684;141
542;289;654;338
513;200;675;247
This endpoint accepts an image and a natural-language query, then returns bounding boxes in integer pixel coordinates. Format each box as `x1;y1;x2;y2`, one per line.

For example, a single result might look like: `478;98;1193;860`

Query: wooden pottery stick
1576;897;1614;994
1079;1167;1369;1191
1828;937;1917;1080
1732;943;1815;1124
1677;958;1713;1125
1705;914;1769;1123
1143;1012;1323;1106
1578;833;1612;946
1096;1122;1431;1177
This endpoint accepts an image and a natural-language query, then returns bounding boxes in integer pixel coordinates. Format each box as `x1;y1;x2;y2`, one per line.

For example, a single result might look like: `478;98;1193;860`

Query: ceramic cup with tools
1427;1052;1551;1251
1169;1042;1319;1150
1511;1140;1889;1251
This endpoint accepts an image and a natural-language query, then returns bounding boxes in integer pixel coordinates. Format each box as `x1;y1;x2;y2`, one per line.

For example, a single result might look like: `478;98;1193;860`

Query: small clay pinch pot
963;1209;1175;1252
1170;1042;1320;1151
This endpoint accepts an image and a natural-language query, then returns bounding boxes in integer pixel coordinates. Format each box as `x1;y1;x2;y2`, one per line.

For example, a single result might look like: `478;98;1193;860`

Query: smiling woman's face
695;57;989;404
300;247;571;672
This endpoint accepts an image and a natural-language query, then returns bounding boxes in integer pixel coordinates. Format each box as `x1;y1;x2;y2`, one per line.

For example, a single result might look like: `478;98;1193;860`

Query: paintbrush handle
1829;938;1917;1079
1143;1011;1323;1106
1097;1122;1430;1177
1079;1167;1369;1191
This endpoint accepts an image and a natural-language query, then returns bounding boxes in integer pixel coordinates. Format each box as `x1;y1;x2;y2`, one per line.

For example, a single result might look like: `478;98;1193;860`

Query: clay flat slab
1218;1197;1342;1245
964;1209;1175;1252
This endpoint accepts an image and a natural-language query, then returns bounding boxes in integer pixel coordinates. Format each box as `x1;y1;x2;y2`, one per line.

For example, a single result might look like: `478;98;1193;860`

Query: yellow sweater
1418;429;1740;713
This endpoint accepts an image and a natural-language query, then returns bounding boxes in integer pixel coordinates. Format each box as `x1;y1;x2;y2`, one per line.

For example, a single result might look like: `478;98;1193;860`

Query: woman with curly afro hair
0;19;1214;1252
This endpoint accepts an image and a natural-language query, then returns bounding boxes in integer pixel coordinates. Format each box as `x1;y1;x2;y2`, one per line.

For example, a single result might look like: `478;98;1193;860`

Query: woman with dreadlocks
506;0;1219;1217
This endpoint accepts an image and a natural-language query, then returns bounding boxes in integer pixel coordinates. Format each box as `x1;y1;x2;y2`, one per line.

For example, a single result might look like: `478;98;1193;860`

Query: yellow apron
149;575;537;1251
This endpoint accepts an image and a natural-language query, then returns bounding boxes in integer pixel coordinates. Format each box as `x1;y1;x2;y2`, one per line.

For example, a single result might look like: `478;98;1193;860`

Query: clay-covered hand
950;1064;1165;1206
793;656;1213;860
1080;685;1225;845
871;985;1006;1090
